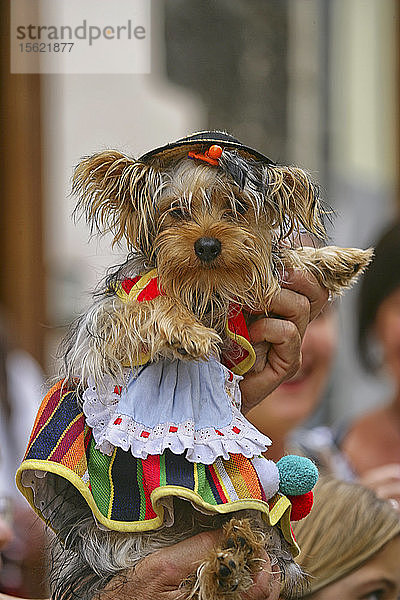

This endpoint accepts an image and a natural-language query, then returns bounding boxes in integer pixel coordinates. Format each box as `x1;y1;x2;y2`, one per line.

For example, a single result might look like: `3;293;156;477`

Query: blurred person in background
0;516;14;600
342;222;400;508
0;314;48;598
293;477;400;599
0;518;12;559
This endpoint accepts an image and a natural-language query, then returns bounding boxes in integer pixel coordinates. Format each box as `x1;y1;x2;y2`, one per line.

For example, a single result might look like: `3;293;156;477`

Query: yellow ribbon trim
115;268;158;302
107;450;117;520
269;493;291;525
269;493;299;555
224;320;256;376
115;269;159;366
16;459;298;555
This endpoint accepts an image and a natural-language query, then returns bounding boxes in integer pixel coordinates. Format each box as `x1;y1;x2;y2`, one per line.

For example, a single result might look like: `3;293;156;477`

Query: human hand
99;530;281;600
359;464;400;511
240;269;329;413
243;551;282;600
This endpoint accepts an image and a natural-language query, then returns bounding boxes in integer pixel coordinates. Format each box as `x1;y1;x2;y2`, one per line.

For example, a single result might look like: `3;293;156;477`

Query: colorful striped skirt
16;381;297;554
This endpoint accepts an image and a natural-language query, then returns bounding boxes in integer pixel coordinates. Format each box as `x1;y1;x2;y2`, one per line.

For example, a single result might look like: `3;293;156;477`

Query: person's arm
241;269;329;413
99;530;281;600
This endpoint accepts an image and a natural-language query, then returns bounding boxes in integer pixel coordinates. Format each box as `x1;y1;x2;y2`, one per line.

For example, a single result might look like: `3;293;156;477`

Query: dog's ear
265;165;326;239
72;150;164;256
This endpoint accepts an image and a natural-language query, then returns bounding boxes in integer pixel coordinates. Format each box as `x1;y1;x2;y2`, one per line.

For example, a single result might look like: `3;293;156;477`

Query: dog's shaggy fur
64;155;371;383
46;146;372;600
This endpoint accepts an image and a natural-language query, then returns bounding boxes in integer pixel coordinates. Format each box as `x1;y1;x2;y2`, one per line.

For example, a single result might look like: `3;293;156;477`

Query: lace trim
20;469;72;525
83;372;271;464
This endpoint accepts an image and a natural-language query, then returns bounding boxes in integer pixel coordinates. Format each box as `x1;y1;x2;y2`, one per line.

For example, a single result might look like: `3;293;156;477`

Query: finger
360;464;400;486
241;318;302;412
266;288;310;340
374;483;400;503
145;529;221;584
168;529;220;572
243;553;281;600
256;319;302;381
248;311;301;350
282;269;329;321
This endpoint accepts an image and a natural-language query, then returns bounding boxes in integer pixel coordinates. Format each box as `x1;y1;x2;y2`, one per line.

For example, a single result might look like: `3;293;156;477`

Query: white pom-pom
251;457;280;499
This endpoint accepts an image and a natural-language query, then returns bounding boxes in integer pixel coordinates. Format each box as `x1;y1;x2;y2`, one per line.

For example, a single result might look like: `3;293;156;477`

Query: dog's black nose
194;237;221;262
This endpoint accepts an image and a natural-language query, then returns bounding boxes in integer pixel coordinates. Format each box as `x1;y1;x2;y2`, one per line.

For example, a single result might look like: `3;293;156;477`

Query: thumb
159;529;222;580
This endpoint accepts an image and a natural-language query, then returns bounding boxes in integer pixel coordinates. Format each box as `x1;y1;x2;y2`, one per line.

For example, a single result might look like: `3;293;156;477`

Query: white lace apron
83;357;271;465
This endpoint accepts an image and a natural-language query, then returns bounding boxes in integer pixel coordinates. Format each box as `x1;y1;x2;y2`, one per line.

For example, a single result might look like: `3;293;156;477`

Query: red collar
116;270;256;375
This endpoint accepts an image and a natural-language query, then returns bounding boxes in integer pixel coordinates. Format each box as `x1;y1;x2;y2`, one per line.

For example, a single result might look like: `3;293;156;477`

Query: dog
17;132;372;600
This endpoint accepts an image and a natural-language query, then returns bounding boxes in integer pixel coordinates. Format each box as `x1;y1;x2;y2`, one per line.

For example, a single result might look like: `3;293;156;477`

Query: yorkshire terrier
17;131;372;600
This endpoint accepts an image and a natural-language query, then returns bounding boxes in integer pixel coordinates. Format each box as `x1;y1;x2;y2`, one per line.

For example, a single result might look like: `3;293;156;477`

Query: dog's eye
234;199;248;215
169;206;191;220
223;199;248;219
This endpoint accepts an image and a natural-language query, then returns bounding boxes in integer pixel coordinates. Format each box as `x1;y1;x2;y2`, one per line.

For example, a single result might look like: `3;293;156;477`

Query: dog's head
73;135;325;315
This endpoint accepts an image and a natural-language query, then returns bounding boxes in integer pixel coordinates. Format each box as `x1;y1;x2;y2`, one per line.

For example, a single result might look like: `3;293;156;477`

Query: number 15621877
19;42;74;52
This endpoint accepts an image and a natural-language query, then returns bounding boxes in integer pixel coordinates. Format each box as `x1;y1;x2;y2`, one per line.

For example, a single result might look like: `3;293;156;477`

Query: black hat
139;130;275;166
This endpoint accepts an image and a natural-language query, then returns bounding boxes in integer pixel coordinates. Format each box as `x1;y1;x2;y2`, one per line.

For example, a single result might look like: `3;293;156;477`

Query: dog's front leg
82;294;222;379
143;295;222;361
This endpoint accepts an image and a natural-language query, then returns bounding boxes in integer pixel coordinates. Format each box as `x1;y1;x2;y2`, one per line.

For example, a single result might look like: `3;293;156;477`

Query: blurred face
375;287;400;388
0;515;12;570
310;535;400;600
249;304;337;436
0;516;12;550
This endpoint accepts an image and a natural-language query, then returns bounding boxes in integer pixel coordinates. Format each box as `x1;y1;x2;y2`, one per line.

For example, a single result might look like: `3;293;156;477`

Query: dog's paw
222;518;264;567
173;324;221;359
283;246;374;296
190;518;265;600
158;322;222;360
146;297;222;361
215;549;246;593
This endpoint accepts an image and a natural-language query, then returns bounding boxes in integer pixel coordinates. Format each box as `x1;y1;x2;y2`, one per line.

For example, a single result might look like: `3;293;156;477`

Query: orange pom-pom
207;145;223;159
287;491;314;521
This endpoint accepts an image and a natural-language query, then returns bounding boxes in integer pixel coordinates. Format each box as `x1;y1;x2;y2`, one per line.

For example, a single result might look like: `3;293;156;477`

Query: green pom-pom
277;455;318;496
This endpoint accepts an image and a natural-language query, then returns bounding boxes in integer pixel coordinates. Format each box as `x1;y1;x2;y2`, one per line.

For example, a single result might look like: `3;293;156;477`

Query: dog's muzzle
194;237;222;263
